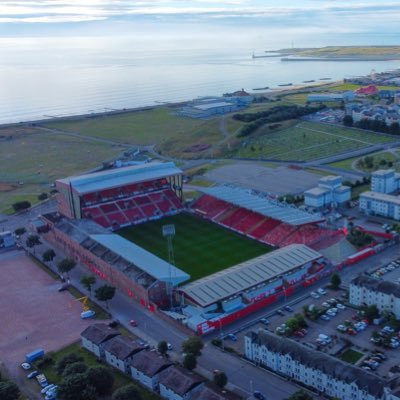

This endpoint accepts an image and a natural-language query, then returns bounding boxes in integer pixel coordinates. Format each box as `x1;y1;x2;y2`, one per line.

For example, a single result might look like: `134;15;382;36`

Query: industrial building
307;91;355;102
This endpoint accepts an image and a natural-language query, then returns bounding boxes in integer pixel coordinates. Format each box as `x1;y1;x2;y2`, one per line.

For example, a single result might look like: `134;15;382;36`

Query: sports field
236;121;395;161
117;213;271;282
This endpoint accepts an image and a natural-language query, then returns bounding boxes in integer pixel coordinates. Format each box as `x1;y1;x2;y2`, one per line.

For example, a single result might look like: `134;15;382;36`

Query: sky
0;1;399;48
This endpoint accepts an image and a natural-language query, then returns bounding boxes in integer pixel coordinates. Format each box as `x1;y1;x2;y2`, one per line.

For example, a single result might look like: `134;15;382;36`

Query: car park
21;362;31;370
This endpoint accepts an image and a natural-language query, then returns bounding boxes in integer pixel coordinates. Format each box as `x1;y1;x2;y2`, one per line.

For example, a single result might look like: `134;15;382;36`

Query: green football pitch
117;213;272;282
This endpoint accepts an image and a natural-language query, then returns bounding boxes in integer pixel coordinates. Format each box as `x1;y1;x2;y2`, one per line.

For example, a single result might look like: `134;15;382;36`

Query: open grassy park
235;121;396;161
0;128;125;213
117;213;271;282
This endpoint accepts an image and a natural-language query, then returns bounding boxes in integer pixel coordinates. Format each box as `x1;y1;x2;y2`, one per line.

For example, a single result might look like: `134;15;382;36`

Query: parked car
227;334;237;342
336;303;346;310
294;330;305;338
27;371;39;379
253;391;266;400
317;288;327;295
21;362;31;370
276;309;285;316
167;343;173;350
284;305;294;312
320;314;331;321
58;283;69;292
310;292;320;299
337;324;347;332
41;384;56;394
130;319;138;327
322;302;330;308
259;318;269;325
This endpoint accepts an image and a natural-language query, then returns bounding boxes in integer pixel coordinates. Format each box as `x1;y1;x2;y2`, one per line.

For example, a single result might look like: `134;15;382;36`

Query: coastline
0;81;339;129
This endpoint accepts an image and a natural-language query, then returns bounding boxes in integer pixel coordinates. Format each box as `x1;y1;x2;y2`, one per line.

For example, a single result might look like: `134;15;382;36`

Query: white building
359;191;400;220
304;175;351;208
371;169;400;194
129;351;173;391
159;366;204;400
80;323;120;358
102;335;144;374
350;275;400;318
244;329;399;400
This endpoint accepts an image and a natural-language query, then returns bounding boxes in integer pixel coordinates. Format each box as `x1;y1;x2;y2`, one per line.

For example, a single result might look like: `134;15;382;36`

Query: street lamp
162;224;175;308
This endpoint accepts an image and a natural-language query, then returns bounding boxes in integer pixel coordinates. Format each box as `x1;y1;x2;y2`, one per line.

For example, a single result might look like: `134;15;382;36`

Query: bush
86;366;114;395
62;362;88;378
12;201;31;212
112;384;142;400
38;192;48;201
55;353;84;375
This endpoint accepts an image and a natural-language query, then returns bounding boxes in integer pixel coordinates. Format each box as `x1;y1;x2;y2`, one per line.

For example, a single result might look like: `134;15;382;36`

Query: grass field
0;130;125;213
235;121;396;161
328;83;400;91
340;349;364;364
117;213;271;282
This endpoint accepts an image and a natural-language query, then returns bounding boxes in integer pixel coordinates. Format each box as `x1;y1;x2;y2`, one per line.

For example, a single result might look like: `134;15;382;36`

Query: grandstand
191;186;338;249
178;244;327;334
56;162;183;230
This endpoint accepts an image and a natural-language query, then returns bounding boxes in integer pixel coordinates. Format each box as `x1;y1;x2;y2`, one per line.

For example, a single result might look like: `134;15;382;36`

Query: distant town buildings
304;175;351;209
349;275;400;319
245;329;400;400
359;169;400;220
307;91;355;103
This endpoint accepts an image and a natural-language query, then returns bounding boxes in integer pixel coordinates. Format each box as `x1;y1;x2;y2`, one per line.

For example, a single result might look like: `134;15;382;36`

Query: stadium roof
91;234;190;286
57;162;182;194
180;244;322;307
199;186;323;225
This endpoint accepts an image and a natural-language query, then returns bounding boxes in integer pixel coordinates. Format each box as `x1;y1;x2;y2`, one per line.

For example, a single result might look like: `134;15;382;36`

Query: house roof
199;186;323;225
80;323;120;345
246;329;388;398
159;366;204;396
351;275;400;299
180;244;322;307
57;162;182;194
360;191;400;206
129;351;173;377
102;336;144;360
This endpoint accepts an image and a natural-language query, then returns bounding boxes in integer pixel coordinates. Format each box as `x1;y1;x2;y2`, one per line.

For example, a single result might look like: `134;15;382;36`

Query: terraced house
245;329;400;400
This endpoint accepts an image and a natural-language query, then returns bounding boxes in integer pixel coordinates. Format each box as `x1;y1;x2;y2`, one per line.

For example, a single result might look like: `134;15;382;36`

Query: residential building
349;275;400;318
245;329;399;400
103;335;144;373
129;351;173;391
80;323;120;358
159;366;205;400
359;191;400;220
304;175;351;208
196;383;241;400
371;169;400;194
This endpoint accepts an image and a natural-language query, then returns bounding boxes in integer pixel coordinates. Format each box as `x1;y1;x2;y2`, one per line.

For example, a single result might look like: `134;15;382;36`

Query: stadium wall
42;221;169;307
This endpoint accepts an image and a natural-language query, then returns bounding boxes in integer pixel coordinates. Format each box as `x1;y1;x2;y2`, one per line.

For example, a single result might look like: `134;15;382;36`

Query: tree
183;353;197;371
26;234;40;248
330;273;341;290
363;304;380;321
343;115;353;127
213;371;228;388
94;285;116;308
112;384;142;400
55;353;84;375
58;373;96;400
14;227;26;236
62;362;88;378
42;249;56;263
0;381;20;400
86;366;114;396
57;258;77;278
157;341;168;355
182;336;204;357
12;200;31;212
287;389;314;400
38;192;48;201
80;275;96;297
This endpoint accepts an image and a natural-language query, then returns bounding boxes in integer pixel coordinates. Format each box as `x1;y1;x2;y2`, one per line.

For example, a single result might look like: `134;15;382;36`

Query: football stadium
41;161;345;334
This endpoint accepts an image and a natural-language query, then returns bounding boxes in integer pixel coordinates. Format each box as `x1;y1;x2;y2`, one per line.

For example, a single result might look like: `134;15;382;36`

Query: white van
81;310;96;319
